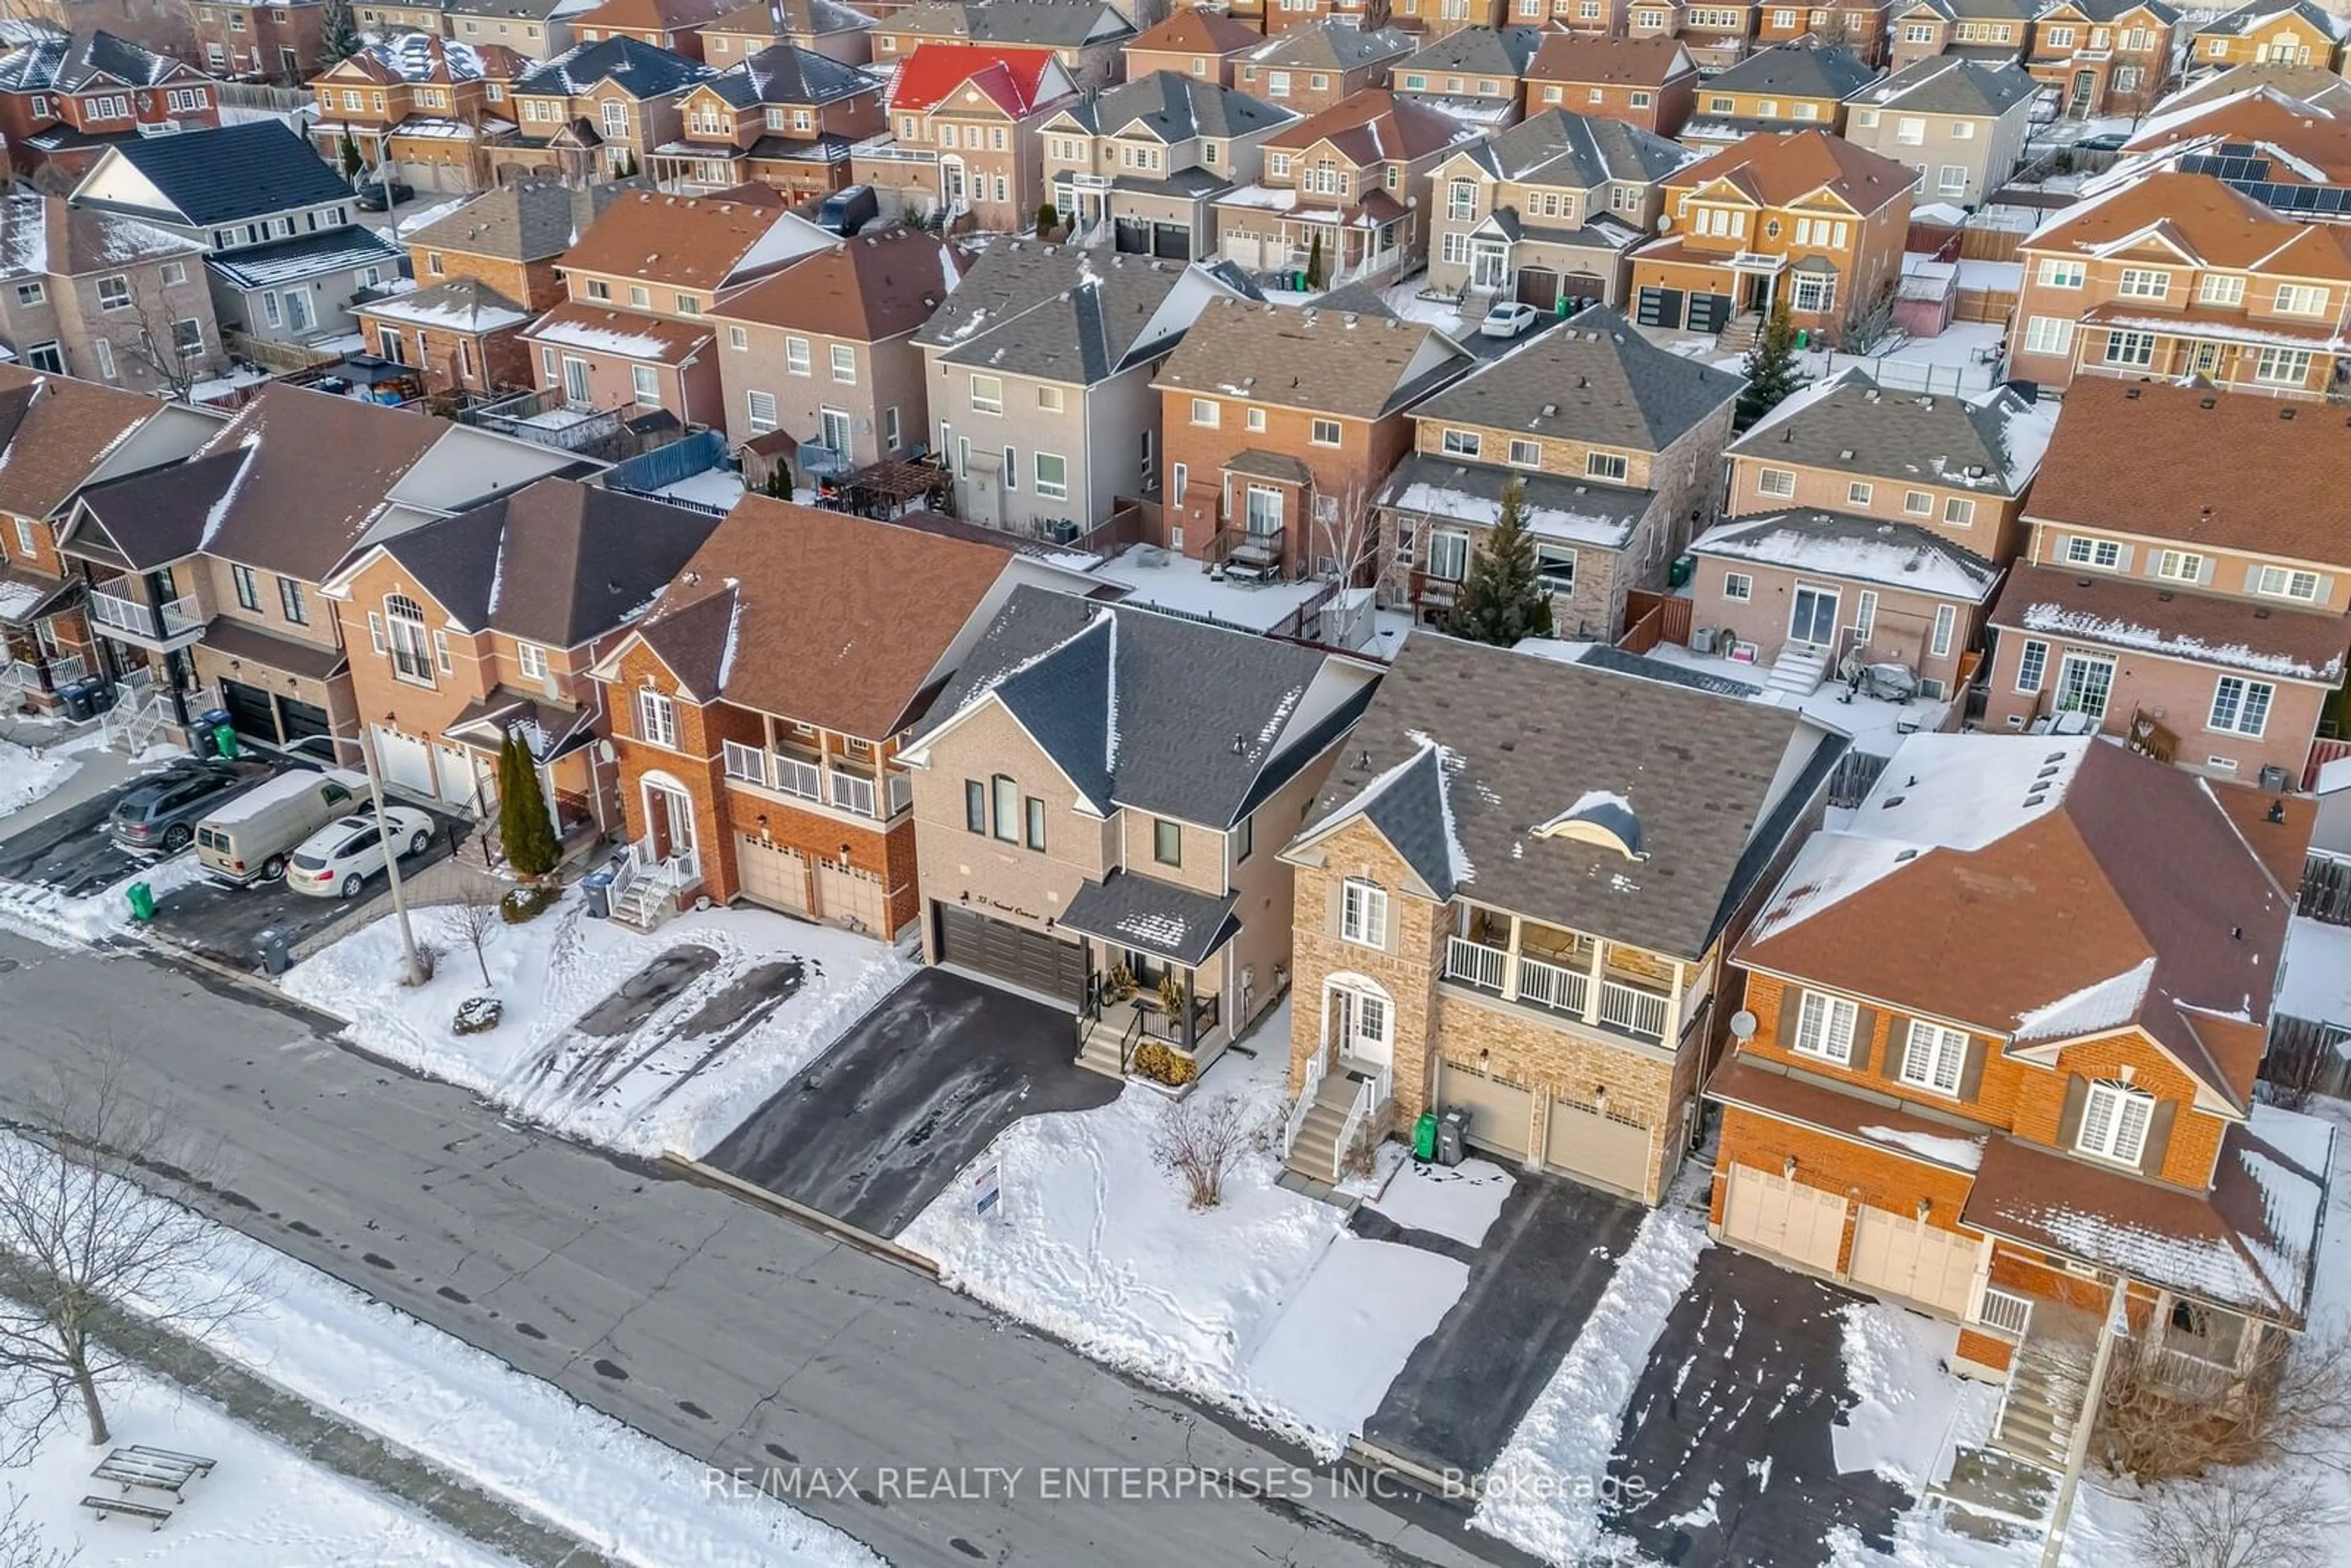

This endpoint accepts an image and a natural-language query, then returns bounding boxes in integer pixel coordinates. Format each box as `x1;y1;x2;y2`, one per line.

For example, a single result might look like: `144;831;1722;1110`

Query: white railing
1445;936;1507;991
88;585;202;642
1597;978;1671;1042
773;754;823;801
1514;953;1589;1015
830;771;878;818
1977;1288;2033;1339
609;834;650;906
887;770;913;816
1332;1065;1390;1183
1284;1051;1325;1158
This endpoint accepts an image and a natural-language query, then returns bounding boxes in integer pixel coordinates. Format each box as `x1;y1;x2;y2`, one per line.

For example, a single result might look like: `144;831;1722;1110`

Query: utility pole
2039;1273;2129;1568
358;721;426;986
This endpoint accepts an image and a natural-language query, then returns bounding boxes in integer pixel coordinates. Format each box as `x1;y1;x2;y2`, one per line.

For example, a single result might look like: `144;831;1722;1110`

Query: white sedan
285;808;438;899
1479;301;1542;339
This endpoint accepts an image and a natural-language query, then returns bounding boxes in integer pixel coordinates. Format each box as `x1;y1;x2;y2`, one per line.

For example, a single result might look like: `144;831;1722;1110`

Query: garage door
1152;222;1191;261
1224;234;1262;271
433;743;483;811
1722;1164;1848;1275
1114;217;1150;254
737;834;810;915
1440;1063;1534;1160
1685;292;1733;334
1563;272;1607;310
1544;1097;1653;1196
277;696;331;746
1516;266;1558;309
1635;286;1683;330
371;724;435;798
219;678;279;743
1849;1207;1978;1316
935;903;1087;1006
814;859;886;933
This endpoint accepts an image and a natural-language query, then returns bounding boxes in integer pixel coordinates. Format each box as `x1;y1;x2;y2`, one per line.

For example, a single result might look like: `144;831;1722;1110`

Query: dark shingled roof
1054;70;1293;140
81;120;354;227
1856;55;2038;114
1059;870;1242;966
916;241;1258;383
1706;36;1882;99
512;35;713;100
1450;108;1695;187
1727;367;2049;495
1398;24;1545;77
1414;307;1744;452
701;43;879;107
408;179;643;263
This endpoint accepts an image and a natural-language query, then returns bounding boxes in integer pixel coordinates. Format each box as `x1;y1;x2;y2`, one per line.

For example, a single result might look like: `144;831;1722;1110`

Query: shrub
500;883;559;924
1132;1041;1196;1087
452;995;503;1035
1150;1091;1252;1209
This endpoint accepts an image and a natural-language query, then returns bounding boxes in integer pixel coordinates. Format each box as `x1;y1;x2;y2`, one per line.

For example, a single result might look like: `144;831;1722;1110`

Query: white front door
642;778;697;860
1472;243;1509;290
1328;982;1392;1069
284;287;313;334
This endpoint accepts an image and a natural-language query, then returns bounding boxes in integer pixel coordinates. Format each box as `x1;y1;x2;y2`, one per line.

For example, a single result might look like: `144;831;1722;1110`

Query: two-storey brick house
1887;0;2035;73
566;0;735;58
1708;732;2328;1457
1753;0;1895;62
1842;55;2036;204
647;43;883;197
1212;89;1478;280
901;583;1382;1076
307;32;529;191
1632;0;1762;70
506;35;713;180
321;478;721;833
1039;71;1294;259
871;0;1137;91
1689;366;2053;698
1380;309;1742;637
2189;0;2341;72
699;0;876;67
192;0;328;83
1390;25;1545;130
0;194;223;394
1679;36;1883;149
2024;0;2175;119
1523;34;1702;137
1277;632;1844;1198
0;31;220;189
2008;170;2351;398
1982;380;2351;786
1153;297;1475;581
1123;8;1262;86
1425;108;1694;309
853;43;1078;231
1630;127;1915;343
1233;22;1416;119
592;503;1099;932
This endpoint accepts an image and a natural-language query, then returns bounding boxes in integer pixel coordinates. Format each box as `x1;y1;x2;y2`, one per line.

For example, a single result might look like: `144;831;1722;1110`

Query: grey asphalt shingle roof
1292;634;1841;961
1706;36;1881;99
703;44;879;106
1856;56;2038;114
915;242;1256;383
1452;108;1696;187
1726;367;2051;495
408;179;640;263
1413;307;1744;452
1057;71;1293;140
1398;24;1545;78
512;35;711;99
2200;0;2340;36
893;0;1134;47
0;29;188;91
80;121;354;227
1242;19;1413;70
1059;871;1242;966
921;585;1367;828
206;224;402;291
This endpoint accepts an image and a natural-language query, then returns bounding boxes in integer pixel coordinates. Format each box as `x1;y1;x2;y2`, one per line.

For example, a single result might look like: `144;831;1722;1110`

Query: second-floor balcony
721;737;912;820
1444;921;1679;1046
88;577;204;651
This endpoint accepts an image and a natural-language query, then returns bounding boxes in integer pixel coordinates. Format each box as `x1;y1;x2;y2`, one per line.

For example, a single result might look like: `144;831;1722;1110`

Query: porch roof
444;685;595;760
1989;561;2351;684
0;565;74;627
1706;1053;1989;1170
1690;509;2001;601
200;615;348;682
1378;451;1653;550
1060;871;1240;967
1224;448;1314;485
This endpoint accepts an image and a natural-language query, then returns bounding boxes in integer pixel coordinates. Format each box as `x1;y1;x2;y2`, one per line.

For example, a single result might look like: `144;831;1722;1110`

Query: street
0;926;1514;1568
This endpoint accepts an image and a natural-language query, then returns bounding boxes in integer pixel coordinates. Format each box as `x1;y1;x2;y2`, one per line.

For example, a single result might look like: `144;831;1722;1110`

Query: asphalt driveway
702;967;1120;1237
1354;1169;1646;1478
0;778;149;896
1603;1246;1910;1566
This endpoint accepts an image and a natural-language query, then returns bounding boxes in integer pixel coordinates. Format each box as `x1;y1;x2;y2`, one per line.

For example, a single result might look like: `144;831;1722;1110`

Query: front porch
610;768;705;929
1059;869;1243;1089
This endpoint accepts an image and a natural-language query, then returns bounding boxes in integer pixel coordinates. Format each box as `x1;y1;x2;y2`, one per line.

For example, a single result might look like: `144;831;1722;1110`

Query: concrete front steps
1989;1344;2087;1472
1717;312;1766;354
1282;1070;1362;1185
1074;1026;1125;1079
1765;642;1831;696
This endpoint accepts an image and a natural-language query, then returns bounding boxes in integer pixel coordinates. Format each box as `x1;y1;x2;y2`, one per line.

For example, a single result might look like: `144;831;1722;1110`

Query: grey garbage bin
256;928;290;977
1436;1106;1470;1168
58;678;95;722
582;868;615;920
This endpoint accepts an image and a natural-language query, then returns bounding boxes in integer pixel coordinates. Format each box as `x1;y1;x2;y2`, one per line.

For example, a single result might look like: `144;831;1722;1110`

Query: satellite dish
1729;1010;1759;1041
1657;212;1674;233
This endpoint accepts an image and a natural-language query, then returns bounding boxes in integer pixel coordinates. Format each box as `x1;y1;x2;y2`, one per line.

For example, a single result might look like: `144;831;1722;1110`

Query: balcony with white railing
719;737;907;822
1441;907;1684;1049
88;577;204;650
1974;1288;2033;1340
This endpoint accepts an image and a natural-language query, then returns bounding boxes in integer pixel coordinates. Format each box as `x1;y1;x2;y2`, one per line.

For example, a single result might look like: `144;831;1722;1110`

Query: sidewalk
0;727;160;841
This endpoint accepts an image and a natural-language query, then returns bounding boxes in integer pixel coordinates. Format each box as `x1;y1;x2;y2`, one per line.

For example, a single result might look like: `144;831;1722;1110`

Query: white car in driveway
286;808;437;899
1479;301;1541;339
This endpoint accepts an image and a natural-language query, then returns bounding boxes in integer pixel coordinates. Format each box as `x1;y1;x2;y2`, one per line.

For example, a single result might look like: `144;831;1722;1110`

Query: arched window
2077;1079;2155;1165
384;593;432;681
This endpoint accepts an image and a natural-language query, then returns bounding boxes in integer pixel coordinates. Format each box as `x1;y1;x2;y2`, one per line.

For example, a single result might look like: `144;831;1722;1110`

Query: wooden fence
2306;736;2351;790
1826;750;1890;809
2259;1015;2351;1101
2301;853;2351;924
1616;591;1693;656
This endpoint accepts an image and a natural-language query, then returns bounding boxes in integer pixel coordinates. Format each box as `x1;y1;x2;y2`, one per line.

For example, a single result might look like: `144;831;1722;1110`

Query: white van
193;768;369;885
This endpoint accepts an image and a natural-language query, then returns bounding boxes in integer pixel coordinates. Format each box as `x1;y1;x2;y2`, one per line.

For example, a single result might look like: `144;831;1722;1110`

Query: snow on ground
1472;1202;1708;1562
5;1363;514;1568
1368;1156;1514;1247
0;733;76;819
1091;544;1330;634
654;468;748;512
1832;1302;2001;1490
1623;641;1951;757
1242;1234;1468;1444
902;1003;1427;1457
1666;319;2008;396
2279;916;2351;1029
0;849;209;950
280;890;912;1158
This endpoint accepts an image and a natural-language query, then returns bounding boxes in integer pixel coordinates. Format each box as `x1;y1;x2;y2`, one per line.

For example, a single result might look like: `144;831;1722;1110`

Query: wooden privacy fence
2260;1015;2351;1101
2301;853;2351;924
1826;750;1890;809
1617;591;1692;656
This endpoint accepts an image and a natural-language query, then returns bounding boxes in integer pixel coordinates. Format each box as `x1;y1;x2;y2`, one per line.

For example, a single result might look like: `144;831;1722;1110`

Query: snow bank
1831;1301;1998;1488
1242;1235;1468;1444
0;849;209;950
0;735;75;820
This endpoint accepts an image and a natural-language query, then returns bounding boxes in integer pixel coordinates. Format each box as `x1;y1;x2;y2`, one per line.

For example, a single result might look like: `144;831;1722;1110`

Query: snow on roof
1692;514;1997;601
523;315;695;359
2236;1103;2331;1311
359;291;532;332
2017;601;2341;681
2277;915;2351;1026
1974;385;2057;484
1114;908;1188;948
1858;1125;1984;1171
713;578;743;691
2010;1199;2269;1311
2012;955;2157;1041
2318;752;2351;794
1404;728;1475;887
1385;479;1638;550
198;432;263;553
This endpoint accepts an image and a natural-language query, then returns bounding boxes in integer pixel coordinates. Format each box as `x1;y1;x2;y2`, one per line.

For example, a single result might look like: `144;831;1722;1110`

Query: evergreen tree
763;460;792;498
497;732;561;877
1445;480;1553;645
1736;298;1809;429
1036;201;1059;234
318;0;361;63
1305;230;1325;290
339;130;363;182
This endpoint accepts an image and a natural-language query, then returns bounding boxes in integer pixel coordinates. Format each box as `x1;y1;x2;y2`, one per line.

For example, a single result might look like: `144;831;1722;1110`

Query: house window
1930;603;1955;659
631;365;660;407
1034;452;1068;500
2077;1079;2154;1164
2256;347;2314;385
970;374;1002;415
1440;429;1480;457
886;408;902;451
1943;497;1974;527
2023;317;2073;356
1792;989;1859;1064
1447;179;1475;219
635;688;677;748
2117;268;2169;299
96;276;131;311
587;279;611;300
1508;438;1540;468
1170;463;1186;508
991;775;1019;841
1791;273;1836;313
2197;274;2244;306
277;576;306;625
1245;407;1266;433
628;285;650;307
746;390;778;433
1310;418;1341;446
2252;565;2320;601
1586;451;1629;482
786;337;810;375
2102;330;2157;368
92;339;114;381
2064;535;2123;569
2015;638;2048;693
10;282;39;307
1024;796;1046;851
1535;544;1575;590
1938;165;1968;197
1037;385;1063;413
233;562;260;612
964;779;986;833
1190;397;1218;426
1723;572;1753;601
1153;817;1181;866
1001;446;1018;492
2153;549;2202;582
24;343;61;374
1340;877;1387;946
1428;528;1470;582
676;296;702;317
830;344;856;383
2210;677;2274;737
384;593;434;683
2037;259;2085;288
1758;467;1796;497
517;641;547;680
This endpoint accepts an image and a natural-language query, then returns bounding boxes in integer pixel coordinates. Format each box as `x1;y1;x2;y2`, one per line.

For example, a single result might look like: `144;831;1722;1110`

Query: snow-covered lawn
1371;1156;1514;1247
1091;544;1332;634
281;891;913;1158
6;1364;515;1568
0;849;209;950
2280;917;2351;1030
654;468;748;512
0;735;77;820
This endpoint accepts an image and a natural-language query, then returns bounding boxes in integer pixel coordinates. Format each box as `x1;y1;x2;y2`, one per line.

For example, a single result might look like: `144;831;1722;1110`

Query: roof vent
2044;751;2066;763
2200;396;2217;409
1964;463;1984;478
1540;402;1558;417
2036;765;2060;780
2281;405;2298;420
2126;387;2142;399
1231;731;1244;753
1839;448;1854;460
1894;847;1918;863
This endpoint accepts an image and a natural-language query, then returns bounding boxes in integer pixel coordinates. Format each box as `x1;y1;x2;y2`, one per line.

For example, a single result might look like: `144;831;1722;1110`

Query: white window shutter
367;611;384;653
433;629;451;673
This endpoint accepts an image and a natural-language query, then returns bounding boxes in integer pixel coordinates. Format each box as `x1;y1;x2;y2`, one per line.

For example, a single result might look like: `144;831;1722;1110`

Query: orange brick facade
1709;1107;1980;1259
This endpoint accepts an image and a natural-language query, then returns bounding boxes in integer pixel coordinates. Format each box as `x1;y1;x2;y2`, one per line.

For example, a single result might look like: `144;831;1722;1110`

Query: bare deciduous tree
2135;1463;2345;1568
2101;1318;2351;1483
1150;1093;1256;1210
0;1056;267;1455
0;1487;75;1568
94;270;212;403
448;871;505;989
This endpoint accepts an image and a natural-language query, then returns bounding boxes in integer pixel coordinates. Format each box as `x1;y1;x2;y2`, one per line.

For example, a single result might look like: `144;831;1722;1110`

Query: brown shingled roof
1127;9;1261;54
2026;170;2351;276
1264;88;1473;163
1988;563;2351;685
1526;33;1694;86
1152;296;1475;419
0;367;169;523
1667;126;1914;212
560;187;806;291
713;223;962;340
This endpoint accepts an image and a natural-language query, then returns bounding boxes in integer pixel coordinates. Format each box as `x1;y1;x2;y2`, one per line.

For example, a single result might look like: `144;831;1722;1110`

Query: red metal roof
888;42;1060;115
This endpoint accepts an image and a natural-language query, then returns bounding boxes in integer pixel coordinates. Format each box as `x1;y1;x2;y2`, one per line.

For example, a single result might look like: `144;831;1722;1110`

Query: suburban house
1842;55;2036;204
443;0;596;62
1153;297;1476;582
306;32;530;193
853;43;1078;232
2189;0;2342;72
1630;0;1762;70
1679;37;1884;149
1232;23;1416;120
318;478;718;836
1275;632;1845;1198
1982;380;2351;787
2115;79;2351;204
0;193;222;393
1689;366;2053;700
505;35;714;181
1386;0;1512;37
1522;34;1703;138
1038;71;1295;261
565;0;735;57
1423;108;1695;310
2142;59;2350;116
1504;0;1627;34
2006;170;2351;399
647;43;884;197
2025;0;2177;120
1707;731;2328;1457
1630;127;1916;343
913;241;1257;535
591;502;1099;933
1886;0;2036;72
900;583;1384;1079
699;0;876;67
869;0;1138;91
1213;90;1479;282
190;0;326;82
1390;26;1546;130
0;30;220;189
709;221;963;467
1753;0;1897;60
1122;8;1262;86
69;120;401;353
1379;310;1742;637
0;369;225;713
520;186;834;426
54;384;583;753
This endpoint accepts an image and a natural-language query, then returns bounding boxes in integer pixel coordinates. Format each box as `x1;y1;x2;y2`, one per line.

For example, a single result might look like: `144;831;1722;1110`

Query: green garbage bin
211;722;238;759
127;881;155;922
1794;328;1809;350
1412;1110;1438;1163
1668;553;1695;588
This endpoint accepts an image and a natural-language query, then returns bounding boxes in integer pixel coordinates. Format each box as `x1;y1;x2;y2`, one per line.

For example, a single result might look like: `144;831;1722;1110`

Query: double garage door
934;904;1087;1006
221;678;329;749
1113;218;1194;260
1438;1067;1655;1195
740;836;893;934
1721;1166;1978;1315
1635;287;1733;334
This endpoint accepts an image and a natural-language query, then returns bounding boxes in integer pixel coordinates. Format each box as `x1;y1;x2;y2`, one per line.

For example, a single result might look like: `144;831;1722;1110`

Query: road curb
660;1151;943;1278
1344;1436;1480;1505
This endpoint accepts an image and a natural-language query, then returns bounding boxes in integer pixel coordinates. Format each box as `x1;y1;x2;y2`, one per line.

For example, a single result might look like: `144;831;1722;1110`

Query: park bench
78;1493;173;1531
